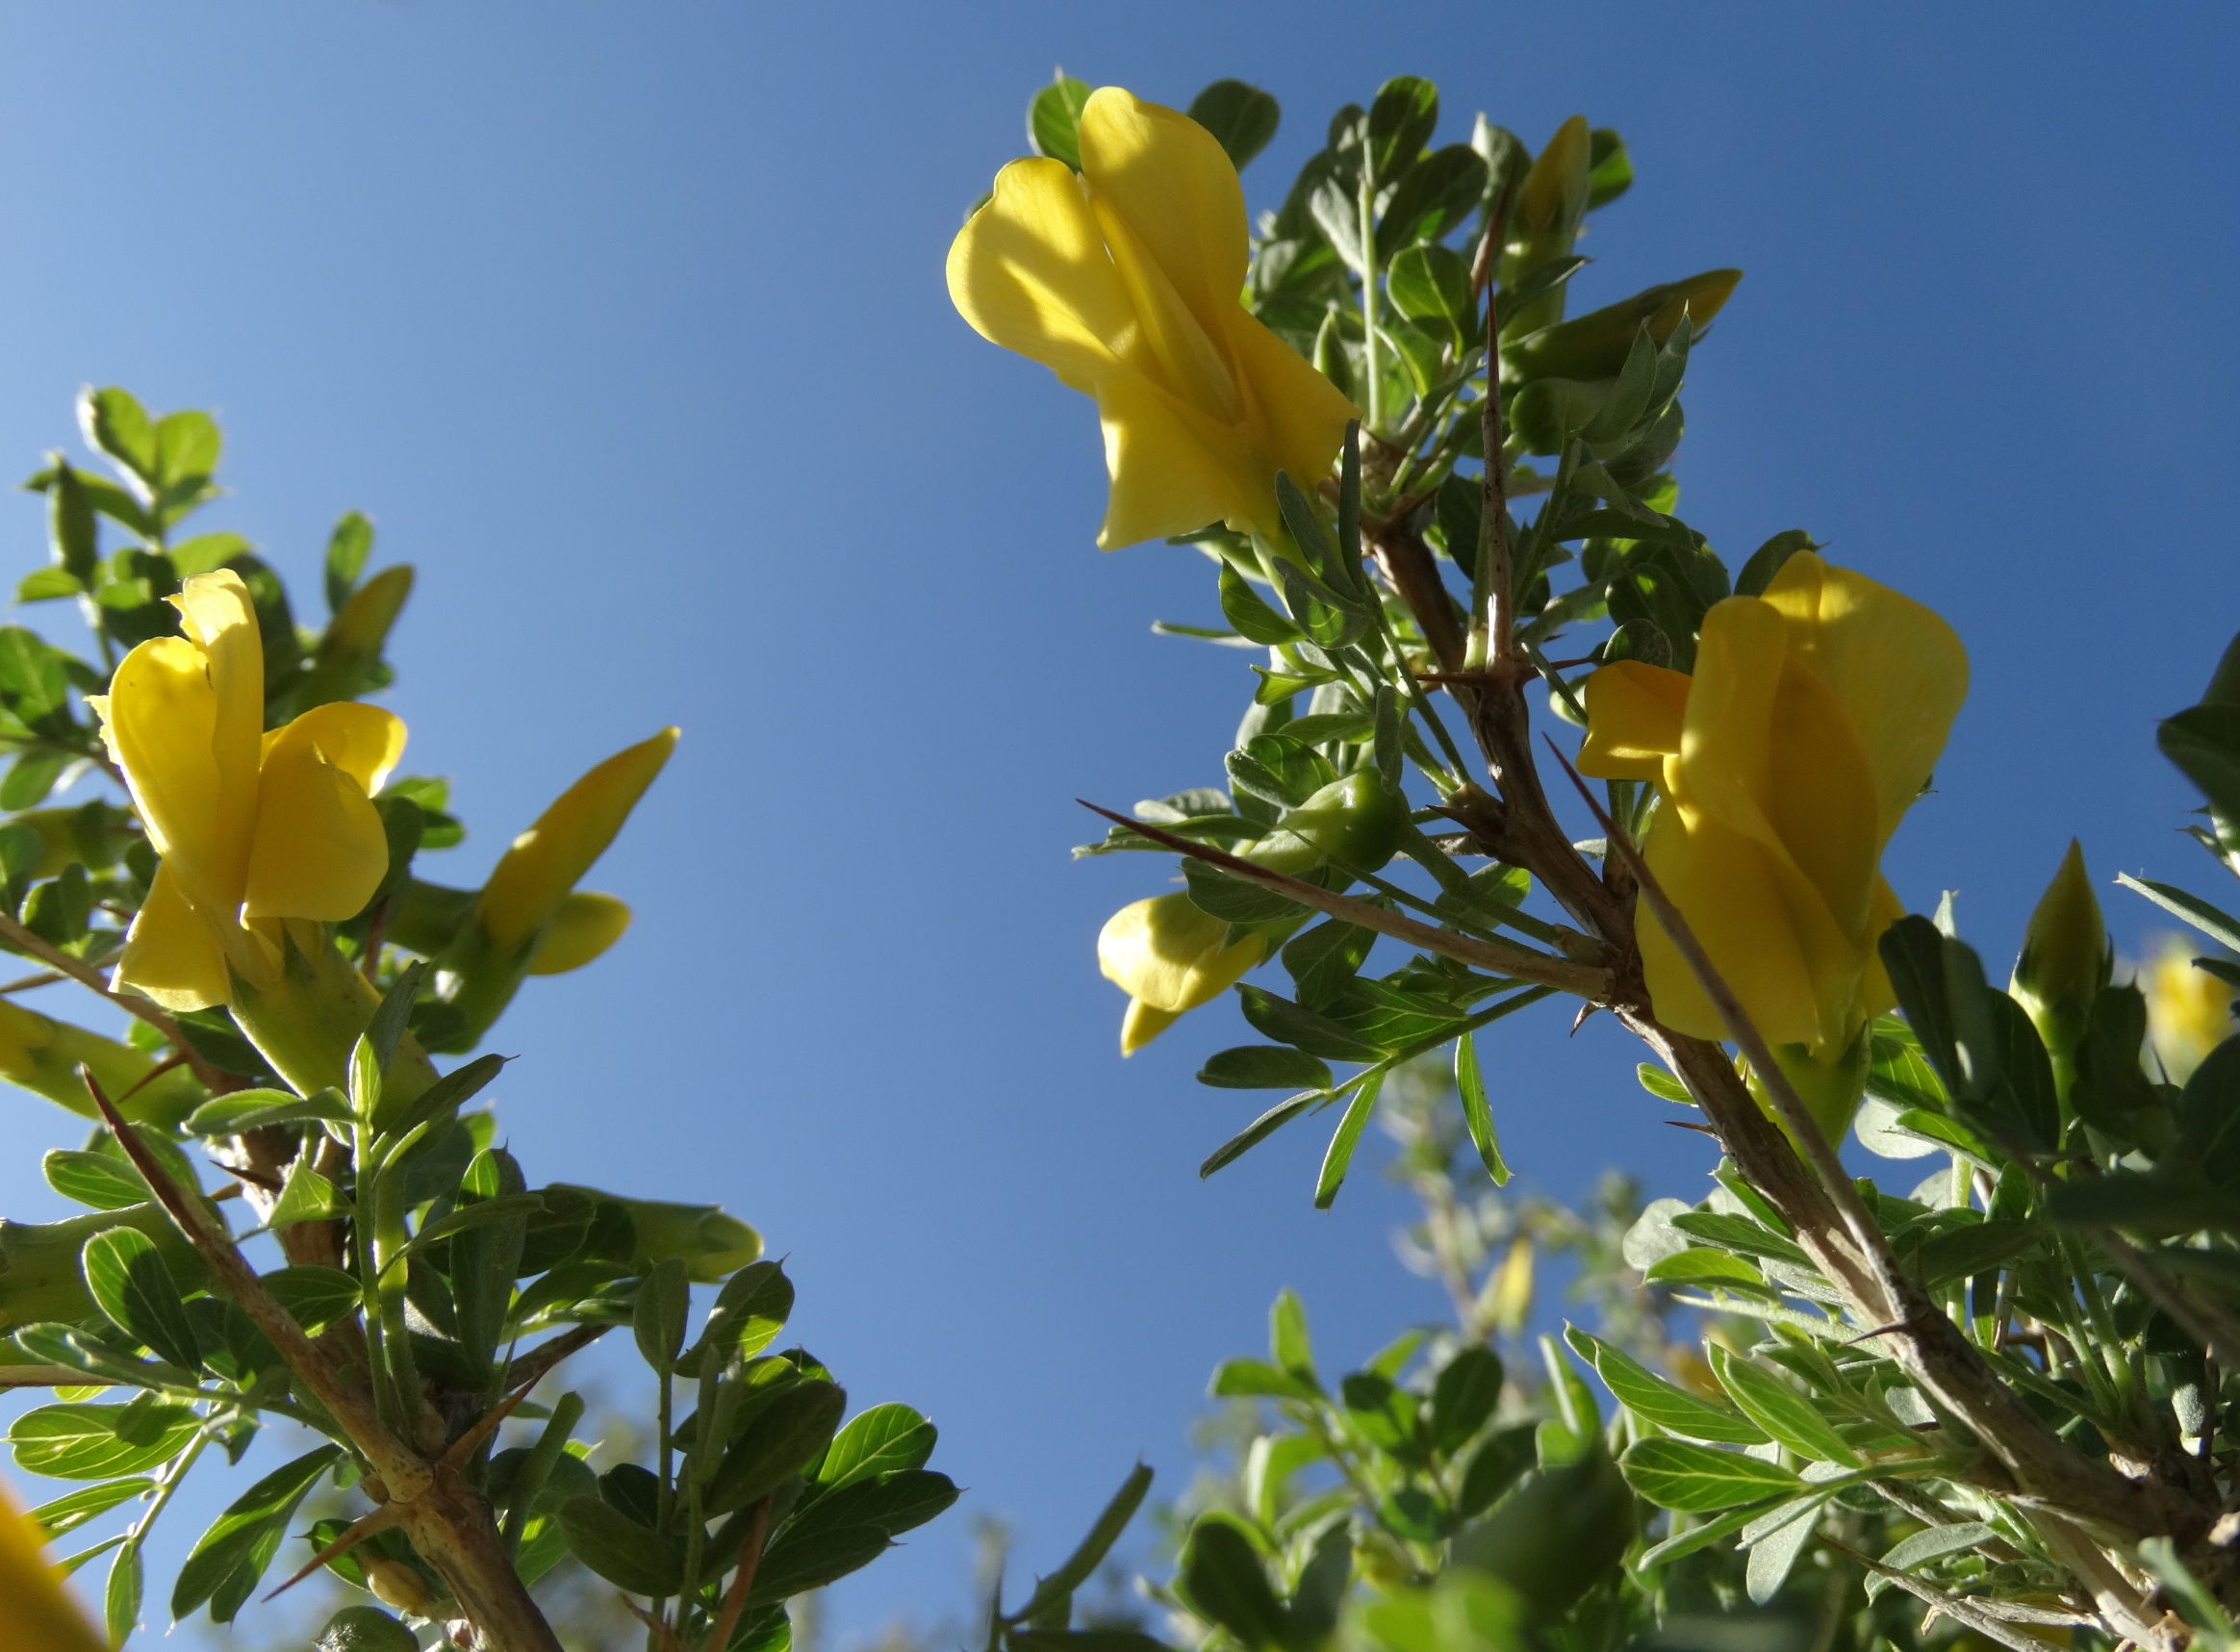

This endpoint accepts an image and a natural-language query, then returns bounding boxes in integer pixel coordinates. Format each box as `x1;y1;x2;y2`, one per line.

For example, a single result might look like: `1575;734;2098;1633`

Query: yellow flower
2143;935;2236;1082
89;570;405;1012
1578;553;1968;1119
1099;893;1265;1055
0;1479;106;1652
948;86;1357;548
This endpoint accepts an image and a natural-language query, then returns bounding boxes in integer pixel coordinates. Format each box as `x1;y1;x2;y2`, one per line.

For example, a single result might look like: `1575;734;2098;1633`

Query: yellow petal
170;571;266;882
97;637;242;912
1097;892;1263;1012
1758;552;1968;845
115;860;233;1012
1221;307;1359;499
263;702;408;797
1090;193;1243;419
1077;88;1250;350
1671;596;1789;844
480;728;678;951
242;723;392;922
947;156;1136;392
1094;373;1262;548
1759;658;1881;939
1579;661;1693;779
0;1481;106;1652
1639;806;1827;1046
1120;998;1184;1055
528;891;631;976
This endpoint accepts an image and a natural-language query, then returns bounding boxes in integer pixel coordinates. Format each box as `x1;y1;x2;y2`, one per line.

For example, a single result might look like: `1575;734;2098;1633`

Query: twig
1075;801;1613;1001
703;1497;774;1652
503;1324;610;1395
1821;1540;2084;1652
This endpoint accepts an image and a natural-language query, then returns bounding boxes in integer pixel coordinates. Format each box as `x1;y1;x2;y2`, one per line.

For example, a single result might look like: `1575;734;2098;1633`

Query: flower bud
1099;893;1266;1055
1502;116;1592;335
526;891;632;977
2010;840;2108;1063
2144;936;2237;1084
1502;269;1742;385
294;564;414;713
477;728;677;953
0;1001;202;1129
361;1558;434;1618
1277;771;1407;875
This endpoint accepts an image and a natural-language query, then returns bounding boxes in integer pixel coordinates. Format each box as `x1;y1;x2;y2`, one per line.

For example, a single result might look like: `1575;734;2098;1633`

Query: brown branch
1076;801;1614;1002
704;1497;774;1652
1822;1541;2083;1652
84;1071;565;1652
1367;523;1467;674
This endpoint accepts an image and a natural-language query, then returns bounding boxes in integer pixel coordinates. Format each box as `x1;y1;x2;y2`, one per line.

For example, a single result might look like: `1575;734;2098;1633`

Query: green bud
1501;116;1592;334
552;1185;762;1284
0;1205;205;1328
2010;840;2108;1064
1278;771;1407;875
1502;269;1743;385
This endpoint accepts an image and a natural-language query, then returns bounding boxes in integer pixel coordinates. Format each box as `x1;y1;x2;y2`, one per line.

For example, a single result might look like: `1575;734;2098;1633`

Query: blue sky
0;2;2235;1643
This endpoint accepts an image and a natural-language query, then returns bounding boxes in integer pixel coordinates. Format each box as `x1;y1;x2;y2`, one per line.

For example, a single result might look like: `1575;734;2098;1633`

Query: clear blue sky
0;3;2234;1644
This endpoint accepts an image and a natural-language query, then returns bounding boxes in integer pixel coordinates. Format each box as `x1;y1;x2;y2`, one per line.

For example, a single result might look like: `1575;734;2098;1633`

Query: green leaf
45;461;98;587
1365;76;1438;184
263;1266;366;1335
172;1445;341;1622
2119;873;2240;954
184;1087;351;1136
1270;1288;1315;1381
1182;858;1307;924
1219;565;1303;645
2160;702;2240;823
405;1191;545;1253
325;512;373;615
682;1259;795;1376
168;532;251;576
1455;1032;1510;1185
1618;1437;1802;1512
1586;128;1634;209
1313;1070;1383;1209
82;1228;200;1370
1197;1045;1335;1091
816;1403;936;1489
15;567;82;603
557;1495;684;1596
782;1468;957;1547
1867;1521;1995;1599
1667;1211;1809;1268
44;1150;149;1211
1013;1462;1155;1624
1375;145;1489;257
105;1540;141;1646
1236;984;1383;1061
1187;81;1280;170
1913;1218;2040;1287
631;1256;692;1375
1199;1090;1327;1179
1567;1328;1767;1445
1209;1358;1318;1401
1178;1514;1287;1650
1744;1494;1823;1605
0;750;66;809
1028;75;1093;170
268;1161;349;1229
26;1478;151;1539
11;1398;199;1478
1387;244;1475;335
153;410;220;493
1430;1345;1503;1454
1708;1347;1860;1467
705;1379;849;1514
79;388;157;488
746;1522;893;1603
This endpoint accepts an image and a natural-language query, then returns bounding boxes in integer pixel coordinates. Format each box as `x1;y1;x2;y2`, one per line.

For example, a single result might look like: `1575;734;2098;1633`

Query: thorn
264;1506;401;1601
1569;1003;1600;1035
1662;1120;1719;1137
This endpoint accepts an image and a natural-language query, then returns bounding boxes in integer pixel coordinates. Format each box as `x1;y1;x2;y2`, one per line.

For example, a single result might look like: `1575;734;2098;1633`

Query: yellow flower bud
0;1000;203;1128
476;729;676;953
1098;893;1265;1055
525;890;632;977
0;1479;105;1652
2010;840;2108;1063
